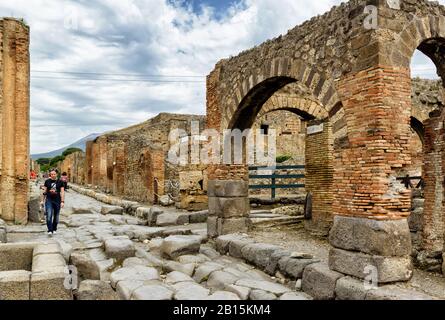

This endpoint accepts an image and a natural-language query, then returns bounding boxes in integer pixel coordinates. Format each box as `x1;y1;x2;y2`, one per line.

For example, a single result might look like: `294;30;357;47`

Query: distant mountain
31;133;102;160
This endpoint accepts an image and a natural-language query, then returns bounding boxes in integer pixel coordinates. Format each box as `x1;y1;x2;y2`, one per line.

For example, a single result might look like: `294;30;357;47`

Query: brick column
304;119;334;236
0;19;30;224
329;66;413;283
422;112;444;254
85;141;93;185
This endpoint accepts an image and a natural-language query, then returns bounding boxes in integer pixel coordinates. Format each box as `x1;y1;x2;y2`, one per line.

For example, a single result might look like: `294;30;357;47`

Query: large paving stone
208;180;249;198
207;291;240;300
156;213;190;227
0;270;31;300
335;276;370;300
163;261;196;277
241;243;281;269
301;263;343;300
161;235;202;259
207;271;240;290
32;254;66;273
280;292;313;300
76;280;119;300
101;205;124;215
329;248;413;283
224;284;251;300
193;262;224;283
116;280;144;300
173;282;210;300
177;254;210;264
110;266;159;288
249;290;277;300
165;271;194;284
329;216;412;257
235;279;291;295
131;285;174;300
199;245;220;259
105;239;136;261
365;286;434;300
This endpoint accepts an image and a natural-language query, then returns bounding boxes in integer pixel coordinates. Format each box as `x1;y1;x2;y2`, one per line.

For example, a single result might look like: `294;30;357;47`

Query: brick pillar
112;143;126;196
422;112;444;254
329;66;413;283
0;19;30;224
85;141;93;185
304;119;334;236
91;142;100;187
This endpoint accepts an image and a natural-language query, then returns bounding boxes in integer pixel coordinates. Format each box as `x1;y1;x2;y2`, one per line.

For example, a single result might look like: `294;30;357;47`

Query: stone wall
61;113;207;210
0;18;30;224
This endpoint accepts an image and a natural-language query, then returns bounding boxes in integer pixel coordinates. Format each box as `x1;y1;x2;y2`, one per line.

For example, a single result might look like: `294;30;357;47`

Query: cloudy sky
0;0;441;154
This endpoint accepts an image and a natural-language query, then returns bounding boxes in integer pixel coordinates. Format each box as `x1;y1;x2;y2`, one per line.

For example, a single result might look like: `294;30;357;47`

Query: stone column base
328;215;413;284
207;180;250;237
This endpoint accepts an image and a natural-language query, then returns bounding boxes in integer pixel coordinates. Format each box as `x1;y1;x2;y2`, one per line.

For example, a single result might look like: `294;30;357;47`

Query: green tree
62;147;82;157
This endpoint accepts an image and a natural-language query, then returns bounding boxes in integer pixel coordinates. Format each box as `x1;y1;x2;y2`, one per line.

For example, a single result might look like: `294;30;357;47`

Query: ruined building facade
0;19;30;224
206;0;445;282
60;113;208;210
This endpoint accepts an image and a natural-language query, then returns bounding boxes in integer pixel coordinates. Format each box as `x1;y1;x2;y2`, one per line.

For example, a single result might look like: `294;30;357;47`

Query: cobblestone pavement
4;189;444;300
5;190;311;300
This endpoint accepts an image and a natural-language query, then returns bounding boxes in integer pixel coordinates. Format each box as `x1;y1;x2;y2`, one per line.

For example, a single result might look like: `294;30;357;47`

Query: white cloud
0;0;442;153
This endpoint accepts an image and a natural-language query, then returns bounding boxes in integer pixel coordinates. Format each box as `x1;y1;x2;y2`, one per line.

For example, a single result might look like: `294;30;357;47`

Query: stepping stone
161;235;202;259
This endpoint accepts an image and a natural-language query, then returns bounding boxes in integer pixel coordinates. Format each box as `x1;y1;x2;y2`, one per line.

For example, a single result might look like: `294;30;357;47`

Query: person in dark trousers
61;172;69;190
41;169;65;235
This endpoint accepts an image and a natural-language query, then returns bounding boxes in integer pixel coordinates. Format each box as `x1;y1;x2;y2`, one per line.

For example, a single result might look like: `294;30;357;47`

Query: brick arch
390;16;445;80
222;58;340;130
257;94;329;121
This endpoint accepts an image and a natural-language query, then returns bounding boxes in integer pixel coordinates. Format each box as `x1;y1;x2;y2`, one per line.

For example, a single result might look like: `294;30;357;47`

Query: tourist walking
41;169;65;235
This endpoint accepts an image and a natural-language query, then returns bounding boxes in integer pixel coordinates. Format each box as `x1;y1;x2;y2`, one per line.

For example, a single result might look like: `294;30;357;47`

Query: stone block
280;292;313;300
28;195;41;223
207;291;241;300
408;208;423;232
236;279;291;295
193;262;224;283
208;197;250;218
335;276;370;300
173;282;210;300
189;210;209;224
161;235;202;259
0;270;31;300
136;207;151;220
249;290;277;300
105;239;136;261
265;249;292;275
147;208;164;226
329;216;412;257
110;266;159;289
365;286;433;300
329;248;413;283
207;271;239;290
131;285;174;300
301;263;343;300
156;212;190;226
228;238;255;259
76;280;119;300
241;243;282;269
278;257;319;279
224;284;251;300
208;180;249;197
217;218;251;235
32;254;66;273
215;234;250;254
30;270;73;300
33;243;62;257
0;243;35;271
101;205;124;215
207;217;218;238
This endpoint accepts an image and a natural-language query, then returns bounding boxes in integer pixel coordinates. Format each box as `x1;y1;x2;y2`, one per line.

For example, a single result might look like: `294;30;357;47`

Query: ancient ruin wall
0;19;30;224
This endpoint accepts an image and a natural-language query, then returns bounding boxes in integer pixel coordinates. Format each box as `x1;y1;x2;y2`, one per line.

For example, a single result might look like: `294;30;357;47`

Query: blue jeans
46;199;61;232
